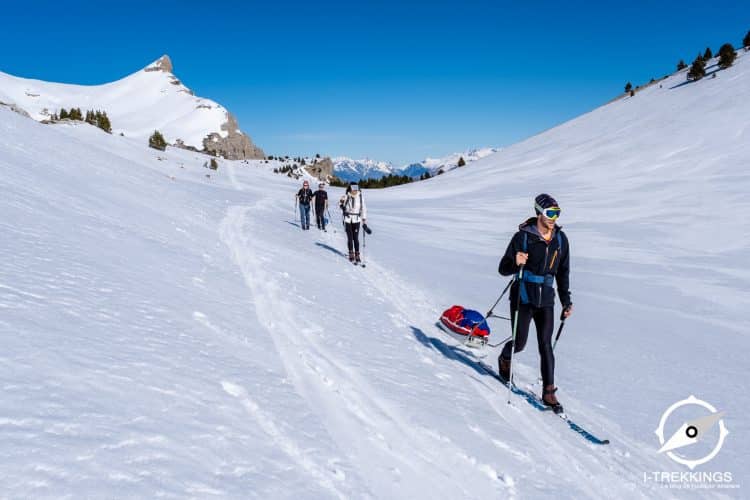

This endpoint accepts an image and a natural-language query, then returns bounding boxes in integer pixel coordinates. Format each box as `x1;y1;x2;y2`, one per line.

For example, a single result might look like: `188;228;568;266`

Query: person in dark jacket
296;180;314;230
498;193;573;411
313;182;329;230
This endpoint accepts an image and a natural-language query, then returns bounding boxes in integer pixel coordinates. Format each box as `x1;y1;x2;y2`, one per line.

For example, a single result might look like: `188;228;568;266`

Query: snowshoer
339;183;367;263
296;180;314;230
313;182;329;230
497;194;573;412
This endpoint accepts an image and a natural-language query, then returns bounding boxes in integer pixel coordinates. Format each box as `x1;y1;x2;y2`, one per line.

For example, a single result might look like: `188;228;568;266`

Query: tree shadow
315;242;347;258
669;66;721;90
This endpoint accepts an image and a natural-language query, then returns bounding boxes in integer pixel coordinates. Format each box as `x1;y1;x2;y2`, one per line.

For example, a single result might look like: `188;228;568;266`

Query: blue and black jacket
499;217;572;309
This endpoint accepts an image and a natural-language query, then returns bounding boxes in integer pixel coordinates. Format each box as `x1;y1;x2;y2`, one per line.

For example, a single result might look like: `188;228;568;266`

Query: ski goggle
535;203;561;220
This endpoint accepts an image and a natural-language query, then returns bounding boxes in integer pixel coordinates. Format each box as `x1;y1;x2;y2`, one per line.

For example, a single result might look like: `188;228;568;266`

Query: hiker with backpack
339;182;367;264
313;182;329;231
296;180;314;230
497;194;573;413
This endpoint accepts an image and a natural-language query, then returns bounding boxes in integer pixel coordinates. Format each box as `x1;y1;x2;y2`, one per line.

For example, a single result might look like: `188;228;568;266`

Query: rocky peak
144;55;174;73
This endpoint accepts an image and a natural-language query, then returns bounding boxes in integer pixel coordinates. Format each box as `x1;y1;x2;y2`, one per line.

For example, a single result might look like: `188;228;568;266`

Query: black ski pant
315;206;326;229
345;222;360;253
500;304;555;387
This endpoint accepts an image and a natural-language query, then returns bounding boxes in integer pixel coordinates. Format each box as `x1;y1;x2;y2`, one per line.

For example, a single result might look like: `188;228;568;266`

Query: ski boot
355;252;361;264
349;251;355;262
542;385;564;414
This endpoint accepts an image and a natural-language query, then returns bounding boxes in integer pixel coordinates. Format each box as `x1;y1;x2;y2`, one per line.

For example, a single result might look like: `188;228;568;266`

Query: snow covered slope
0;55;263;157
0;51;748;498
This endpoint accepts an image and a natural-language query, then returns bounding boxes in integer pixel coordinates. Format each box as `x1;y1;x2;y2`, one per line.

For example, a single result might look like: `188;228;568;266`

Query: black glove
363;224;372;234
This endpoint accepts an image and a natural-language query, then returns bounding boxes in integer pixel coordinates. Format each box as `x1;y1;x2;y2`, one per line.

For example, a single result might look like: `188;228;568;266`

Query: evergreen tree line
273;165;296;174
625;29;749;93
50;107;112;133
330;173;415;189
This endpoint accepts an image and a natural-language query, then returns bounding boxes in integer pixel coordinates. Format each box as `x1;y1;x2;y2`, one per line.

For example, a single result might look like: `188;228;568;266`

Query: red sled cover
440;305;490;337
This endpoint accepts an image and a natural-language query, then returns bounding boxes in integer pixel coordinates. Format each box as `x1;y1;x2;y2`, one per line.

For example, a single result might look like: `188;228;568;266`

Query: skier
497;194;573;412
339;182;367;263
313;182;329;231
296;180;314;230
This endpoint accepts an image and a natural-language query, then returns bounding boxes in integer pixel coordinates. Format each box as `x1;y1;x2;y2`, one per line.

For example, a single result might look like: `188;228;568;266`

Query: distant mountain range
332;147;499;182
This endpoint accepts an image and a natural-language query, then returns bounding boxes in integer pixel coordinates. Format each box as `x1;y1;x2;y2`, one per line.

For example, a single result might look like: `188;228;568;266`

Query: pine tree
744;30;750;50
625;82;633;93
703;47;713;61
97;111;112;133
149;130;168;151
717;43;737;69
70;107;83;120
210;158;218;170
677;59;687;71
687;56;706;81
59;108;69;120
457;156;466;167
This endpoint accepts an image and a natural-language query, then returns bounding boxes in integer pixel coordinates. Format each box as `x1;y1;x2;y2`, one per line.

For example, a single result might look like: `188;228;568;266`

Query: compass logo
654;395;729;469
643;396;739;491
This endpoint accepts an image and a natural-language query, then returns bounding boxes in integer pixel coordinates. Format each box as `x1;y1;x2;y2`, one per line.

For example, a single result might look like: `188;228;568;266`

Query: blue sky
2;1;749;164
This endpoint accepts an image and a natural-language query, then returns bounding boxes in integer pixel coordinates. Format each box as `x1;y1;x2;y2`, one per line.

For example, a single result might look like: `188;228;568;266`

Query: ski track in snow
219;165;695;499
220;194;516;498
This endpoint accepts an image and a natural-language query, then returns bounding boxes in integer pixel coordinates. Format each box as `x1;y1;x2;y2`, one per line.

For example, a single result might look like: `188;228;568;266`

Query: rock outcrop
202;112;265;160
144;55;173;73
305;157;334;181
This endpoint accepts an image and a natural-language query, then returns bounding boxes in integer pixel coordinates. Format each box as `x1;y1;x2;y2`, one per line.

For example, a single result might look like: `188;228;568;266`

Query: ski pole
552;308;569;352
326;208;334;233
361;221;366;264
507;266;524;404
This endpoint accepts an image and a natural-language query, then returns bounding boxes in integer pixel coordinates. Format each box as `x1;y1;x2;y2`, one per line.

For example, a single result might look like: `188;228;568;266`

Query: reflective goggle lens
543;207;561;219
